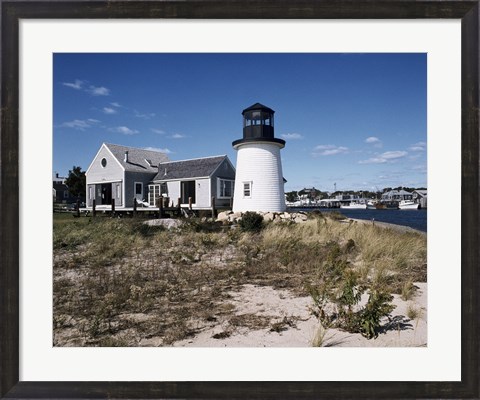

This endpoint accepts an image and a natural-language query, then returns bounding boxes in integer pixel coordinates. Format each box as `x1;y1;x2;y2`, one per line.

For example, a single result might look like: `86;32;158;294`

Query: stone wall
217;210;308;224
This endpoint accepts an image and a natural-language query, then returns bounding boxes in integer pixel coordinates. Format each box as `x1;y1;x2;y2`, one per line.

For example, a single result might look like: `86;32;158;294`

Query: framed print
1;1;479;399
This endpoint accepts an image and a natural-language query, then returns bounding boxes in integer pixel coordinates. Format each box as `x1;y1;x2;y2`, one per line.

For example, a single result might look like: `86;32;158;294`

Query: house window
218;179;234;199
243;181;252;198
148;184;169;206
148;184;160;206
116;184;121;199
63;191;69;198
88;187;93;200
101;158;107;168
135;183;142;195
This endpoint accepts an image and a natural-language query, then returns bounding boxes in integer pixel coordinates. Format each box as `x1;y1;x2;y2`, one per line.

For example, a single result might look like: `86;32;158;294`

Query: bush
359;290;395;339
239;212;264;232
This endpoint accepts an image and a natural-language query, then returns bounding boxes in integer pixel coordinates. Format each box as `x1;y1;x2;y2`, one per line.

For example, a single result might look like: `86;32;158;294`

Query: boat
376;201;399;210
340;201;367;210
398;200;420;210
366;200;377;210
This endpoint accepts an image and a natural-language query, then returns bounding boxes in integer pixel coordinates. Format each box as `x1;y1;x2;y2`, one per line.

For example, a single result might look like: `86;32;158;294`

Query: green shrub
359;290;395;339
309;250;395;339
239;212;264;232
181;218;223;233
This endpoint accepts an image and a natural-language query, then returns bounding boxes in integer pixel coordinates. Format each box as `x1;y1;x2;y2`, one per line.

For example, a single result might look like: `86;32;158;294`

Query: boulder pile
216;210;309;224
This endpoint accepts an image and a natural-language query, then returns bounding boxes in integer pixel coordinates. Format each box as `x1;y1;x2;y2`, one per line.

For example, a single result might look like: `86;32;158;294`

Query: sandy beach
173;282;427;347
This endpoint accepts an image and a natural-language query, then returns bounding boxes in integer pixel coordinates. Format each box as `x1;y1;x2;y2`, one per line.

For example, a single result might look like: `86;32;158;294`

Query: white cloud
365;136;382;148
382;151;408;160
134;110;155;119
312;144;348;156
109;126;139;135
144;147;172;154
62;79;84;90
365;136;380;144
62;79;110;96
88;86;110;96
169;133;186;139
409;141;427;151
110;102;122;108
281;133;303;140
103;107;117;114
59;119;99;130
151;128;166;135
359;150;408;164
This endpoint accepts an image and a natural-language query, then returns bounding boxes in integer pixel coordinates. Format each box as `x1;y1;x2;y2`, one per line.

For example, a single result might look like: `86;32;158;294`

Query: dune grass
53;212;426;346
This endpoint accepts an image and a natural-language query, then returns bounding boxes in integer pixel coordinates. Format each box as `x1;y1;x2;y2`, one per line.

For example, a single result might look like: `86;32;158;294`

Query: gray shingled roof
153;155;228;181
105;143;170;173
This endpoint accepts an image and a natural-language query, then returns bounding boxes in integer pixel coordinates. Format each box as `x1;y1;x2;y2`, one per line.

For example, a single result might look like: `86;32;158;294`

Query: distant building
232;103;286;213
413;189;428;208
53;172;76;204
381;189;413;202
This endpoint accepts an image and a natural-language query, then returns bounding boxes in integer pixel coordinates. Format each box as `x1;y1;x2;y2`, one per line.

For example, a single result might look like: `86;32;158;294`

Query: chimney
124;151;129;162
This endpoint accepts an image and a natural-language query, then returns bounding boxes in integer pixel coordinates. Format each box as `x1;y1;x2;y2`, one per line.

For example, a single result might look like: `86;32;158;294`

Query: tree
285;191;298;202
64;166;86;198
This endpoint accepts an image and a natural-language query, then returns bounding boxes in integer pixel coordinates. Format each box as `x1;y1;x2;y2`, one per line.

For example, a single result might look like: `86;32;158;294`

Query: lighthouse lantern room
232;103;286;213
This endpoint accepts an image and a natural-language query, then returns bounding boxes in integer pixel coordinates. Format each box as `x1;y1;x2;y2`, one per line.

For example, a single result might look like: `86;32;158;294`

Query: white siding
233;142;286;212
195;178;211;208
86;145;123;184
166;181;180;205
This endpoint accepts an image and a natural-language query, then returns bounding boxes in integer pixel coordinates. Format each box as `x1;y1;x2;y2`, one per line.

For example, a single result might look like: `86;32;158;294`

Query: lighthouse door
181;181;196;204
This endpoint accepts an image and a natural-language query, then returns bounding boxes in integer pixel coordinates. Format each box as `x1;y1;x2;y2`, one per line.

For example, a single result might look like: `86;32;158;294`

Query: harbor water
289;208;427;232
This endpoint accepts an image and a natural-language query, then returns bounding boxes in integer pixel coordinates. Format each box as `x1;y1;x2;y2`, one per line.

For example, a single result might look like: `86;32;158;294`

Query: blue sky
53;53;426;192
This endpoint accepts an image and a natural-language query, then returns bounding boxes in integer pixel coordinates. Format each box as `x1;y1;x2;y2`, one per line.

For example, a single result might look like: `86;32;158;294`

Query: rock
297;213;308;221
263;212;275;222
227;212;242;223
217;211;232;221
144;219;183;229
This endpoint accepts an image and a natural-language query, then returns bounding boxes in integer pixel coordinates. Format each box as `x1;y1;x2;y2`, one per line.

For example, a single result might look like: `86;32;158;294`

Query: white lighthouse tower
232;103;286;213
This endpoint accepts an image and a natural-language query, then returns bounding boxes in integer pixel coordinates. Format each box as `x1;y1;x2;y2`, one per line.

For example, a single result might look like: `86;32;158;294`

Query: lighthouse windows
243;181;252;198
244;111;274;127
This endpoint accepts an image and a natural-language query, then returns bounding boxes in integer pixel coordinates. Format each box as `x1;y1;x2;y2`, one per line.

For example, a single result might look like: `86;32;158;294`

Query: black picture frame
1;1;478;399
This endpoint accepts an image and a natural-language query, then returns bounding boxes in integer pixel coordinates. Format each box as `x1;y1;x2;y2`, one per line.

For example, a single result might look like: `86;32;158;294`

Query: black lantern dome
232;103;285;148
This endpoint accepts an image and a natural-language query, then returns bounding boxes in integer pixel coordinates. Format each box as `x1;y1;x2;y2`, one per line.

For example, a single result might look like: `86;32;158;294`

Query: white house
85;143;235;210
150;155;235;209
85;143;170;209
